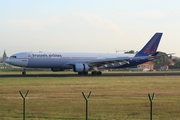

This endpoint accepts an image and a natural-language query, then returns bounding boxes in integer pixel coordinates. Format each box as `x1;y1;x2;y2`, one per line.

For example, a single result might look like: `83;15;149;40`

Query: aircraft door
20;53;28;67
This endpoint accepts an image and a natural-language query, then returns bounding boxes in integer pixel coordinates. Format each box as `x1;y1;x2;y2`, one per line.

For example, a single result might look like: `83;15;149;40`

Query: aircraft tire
22;71;26;75
91;71;95;75
97;71;102;75
91;71;97;75
91;71;102;75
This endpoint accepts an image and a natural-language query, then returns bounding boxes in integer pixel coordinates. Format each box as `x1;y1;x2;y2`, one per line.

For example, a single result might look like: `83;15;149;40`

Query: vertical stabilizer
135;33;163;57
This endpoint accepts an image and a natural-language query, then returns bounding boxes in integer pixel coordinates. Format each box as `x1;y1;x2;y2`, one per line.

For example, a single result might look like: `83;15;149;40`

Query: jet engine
73;63;89;72
51;68;65;72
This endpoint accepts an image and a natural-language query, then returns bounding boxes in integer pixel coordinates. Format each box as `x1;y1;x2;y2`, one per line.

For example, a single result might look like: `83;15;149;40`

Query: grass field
1;75;180;120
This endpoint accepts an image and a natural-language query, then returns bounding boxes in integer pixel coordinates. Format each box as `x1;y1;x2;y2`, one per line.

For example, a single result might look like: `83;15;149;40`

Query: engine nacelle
51;68;65;72
73;63;89;72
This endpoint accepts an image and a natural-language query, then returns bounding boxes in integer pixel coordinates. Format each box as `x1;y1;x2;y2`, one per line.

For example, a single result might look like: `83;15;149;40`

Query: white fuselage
6;52;136;68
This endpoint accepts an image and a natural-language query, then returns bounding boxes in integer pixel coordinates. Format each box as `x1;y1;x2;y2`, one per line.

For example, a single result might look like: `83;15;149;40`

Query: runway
0;71;180;78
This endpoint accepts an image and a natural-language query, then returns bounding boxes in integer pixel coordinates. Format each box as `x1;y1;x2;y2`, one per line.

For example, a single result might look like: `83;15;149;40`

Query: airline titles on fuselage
30;54;62;58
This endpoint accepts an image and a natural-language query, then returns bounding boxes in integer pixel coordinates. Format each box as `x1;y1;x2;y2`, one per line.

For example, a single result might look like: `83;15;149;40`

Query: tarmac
0;71;180;78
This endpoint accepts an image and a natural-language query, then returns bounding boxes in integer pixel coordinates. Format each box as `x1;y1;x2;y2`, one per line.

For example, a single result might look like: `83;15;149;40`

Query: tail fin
135;33;163;57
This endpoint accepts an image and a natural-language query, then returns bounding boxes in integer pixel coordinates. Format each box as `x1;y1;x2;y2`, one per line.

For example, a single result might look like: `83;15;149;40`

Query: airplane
6;32;163;75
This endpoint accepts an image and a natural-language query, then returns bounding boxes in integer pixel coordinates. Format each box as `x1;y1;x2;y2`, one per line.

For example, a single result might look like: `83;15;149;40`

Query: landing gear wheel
97;71;102;75
22;71;26;75
91;71;102;75
91;71;97;75
22;67;26;75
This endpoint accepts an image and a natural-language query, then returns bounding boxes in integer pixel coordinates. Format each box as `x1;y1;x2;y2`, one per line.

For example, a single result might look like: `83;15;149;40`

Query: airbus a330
6;33;163;75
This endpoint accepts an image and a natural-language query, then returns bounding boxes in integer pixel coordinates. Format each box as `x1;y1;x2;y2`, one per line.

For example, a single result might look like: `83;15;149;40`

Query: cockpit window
10;56;17;58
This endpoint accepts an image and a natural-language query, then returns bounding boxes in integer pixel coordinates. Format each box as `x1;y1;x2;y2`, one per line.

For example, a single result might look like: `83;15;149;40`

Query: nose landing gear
22;67;26;75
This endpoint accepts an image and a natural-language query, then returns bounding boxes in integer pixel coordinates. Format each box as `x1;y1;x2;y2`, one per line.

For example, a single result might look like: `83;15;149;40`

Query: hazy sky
1;0;180;56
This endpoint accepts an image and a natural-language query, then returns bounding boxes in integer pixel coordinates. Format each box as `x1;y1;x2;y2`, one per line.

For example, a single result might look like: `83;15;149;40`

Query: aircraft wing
66;57;132;67
87;57;132;67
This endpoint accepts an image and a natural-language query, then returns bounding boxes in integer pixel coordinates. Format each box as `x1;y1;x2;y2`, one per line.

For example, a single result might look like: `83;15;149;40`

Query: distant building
136;59;174;71
0;50;10;69
137;61;154;71
154;59;174;71
2;50;7;63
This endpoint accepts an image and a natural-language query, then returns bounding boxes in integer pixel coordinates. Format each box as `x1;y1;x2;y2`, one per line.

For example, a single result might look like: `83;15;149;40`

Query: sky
1;0;180;57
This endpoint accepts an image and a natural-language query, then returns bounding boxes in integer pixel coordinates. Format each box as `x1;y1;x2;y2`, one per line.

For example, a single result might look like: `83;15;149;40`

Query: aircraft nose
5;58;11;64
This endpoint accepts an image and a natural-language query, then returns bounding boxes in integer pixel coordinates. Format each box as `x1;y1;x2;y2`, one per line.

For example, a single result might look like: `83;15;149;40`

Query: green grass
1;76;180;119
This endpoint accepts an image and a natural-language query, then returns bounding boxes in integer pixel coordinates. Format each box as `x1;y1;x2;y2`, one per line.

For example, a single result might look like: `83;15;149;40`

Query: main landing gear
22;67;26;75
78;71;102;75
91;71;102;75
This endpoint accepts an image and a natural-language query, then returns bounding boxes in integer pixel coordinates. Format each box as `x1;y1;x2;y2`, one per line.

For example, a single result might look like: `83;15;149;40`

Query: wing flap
88;57;132;67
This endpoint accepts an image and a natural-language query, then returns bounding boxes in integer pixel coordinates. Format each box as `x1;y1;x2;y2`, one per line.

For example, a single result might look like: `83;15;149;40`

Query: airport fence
17;90;155;120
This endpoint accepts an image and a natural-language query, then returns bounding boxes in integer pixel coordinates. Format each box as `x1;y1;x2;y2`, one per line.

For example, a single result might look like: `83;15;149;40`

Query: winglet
135;33;163;57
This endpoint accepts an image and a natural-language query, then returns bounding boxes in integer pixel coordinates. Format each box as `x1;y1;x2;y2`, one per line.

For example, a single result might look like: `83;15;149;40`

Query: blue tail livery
135;33;162;57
